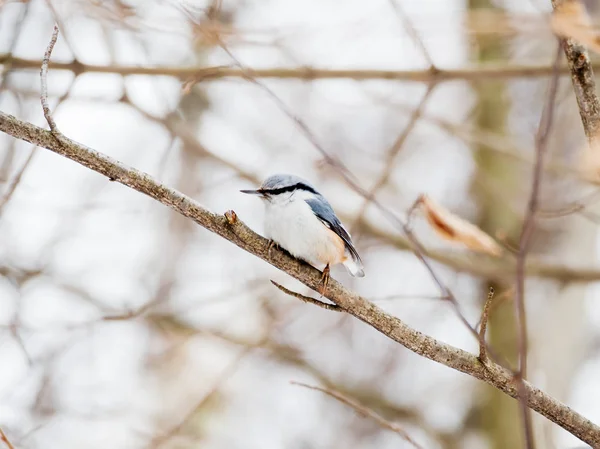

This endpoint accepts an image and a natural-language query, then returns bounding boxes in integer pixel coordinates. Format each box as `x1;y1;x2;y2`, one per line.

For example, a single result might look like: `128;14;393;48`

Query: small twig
350;85;435;234
514;39;562;449
292;381;424;449
474;287;514;329
271;280;341;312
388;0;435;69
402;216;510;368
478;286;495;363
403;226;489;336
40;24;60;134
0;428;15;449
44;0;77;57
0;147;37;213
405;195;424;228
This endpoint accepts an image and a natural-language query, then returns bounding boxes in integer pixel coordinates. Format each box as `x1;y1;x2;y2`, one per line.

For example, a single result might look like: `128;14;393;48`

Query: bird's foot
268;240;279;259
318;264;330;297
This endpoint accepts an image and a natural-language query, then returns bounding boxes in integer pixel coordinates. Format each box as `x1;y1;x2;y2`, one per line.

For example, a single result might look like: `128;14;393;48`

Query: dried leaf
551;0;600;54
419;195;503;256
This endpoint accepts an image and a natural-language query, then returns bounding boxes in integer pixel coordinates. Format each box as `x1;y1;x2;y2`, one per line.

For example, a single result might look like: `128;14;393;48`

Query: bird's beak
240;189;263;195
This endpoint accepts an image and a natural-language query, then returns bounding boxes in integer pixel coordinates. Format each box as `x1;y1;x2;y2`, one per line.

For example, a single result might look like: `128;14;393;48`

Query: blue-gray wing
305;197;362;263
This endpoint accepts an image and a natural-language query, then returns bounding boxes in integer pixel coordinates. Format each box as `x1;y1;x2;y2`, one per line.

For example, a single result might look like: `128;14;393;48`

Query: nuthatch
241;174;365;294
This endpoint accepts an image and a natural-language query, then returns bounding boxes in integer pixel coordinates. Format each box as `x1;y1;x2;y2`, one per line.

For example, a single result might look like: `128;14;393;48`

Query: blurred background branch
3;54;600;81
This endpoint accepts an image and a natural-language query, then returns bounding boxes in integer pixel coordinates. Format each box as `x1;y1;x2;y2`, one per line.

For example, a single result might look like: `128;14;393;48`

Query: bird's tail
343;255;365;278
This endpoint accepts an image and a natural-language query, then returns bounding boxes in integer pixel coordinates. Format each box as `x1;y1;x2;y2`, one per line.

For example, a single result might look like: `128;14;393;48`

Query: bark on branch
551;0;600;142
0;110;599;447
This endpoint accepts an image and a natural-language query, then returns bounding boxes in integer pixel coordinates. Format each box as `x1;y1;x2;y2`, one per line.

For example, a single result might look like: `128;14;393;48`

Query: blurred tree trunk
466;2;592;448
467;1;523;448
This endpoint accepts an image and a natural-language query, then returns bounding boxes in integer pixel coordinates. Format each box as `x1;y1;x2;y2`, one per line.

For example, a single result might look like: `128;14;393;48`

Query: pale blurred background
1;0;600;448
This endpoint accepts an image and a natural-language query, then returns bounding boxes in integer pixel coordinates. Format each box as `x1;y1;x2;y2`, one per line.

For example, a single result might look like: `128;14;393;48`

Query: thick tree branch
1;54;600;83
0;110;599;447
551;1;600;142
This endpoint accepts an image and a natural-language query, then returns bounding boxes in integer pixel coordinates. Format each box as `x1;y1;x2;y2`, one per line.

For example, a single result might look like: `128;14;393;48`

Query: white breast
263;191;345;270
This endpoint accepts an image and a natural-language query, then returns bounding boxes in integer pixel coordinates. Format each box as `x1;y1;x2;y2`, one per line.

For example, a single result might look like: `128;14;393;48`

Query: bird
240;173;365;295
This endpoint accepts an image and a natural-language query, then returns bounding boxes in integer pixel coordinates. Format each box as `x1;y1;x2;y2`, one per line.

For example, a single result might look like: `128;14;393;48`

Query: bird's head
240;174;319;203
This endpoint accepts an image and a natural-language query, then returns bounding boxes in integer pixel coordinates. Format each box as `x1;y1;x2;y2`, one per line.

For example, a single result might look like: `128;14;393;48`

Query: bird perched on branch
241;174;365;295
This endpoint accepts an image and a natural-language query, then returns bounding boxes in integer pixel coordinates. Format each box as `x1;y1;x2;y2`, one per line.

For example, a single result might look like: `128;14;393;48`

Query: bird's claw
318;264;330;297
268;240;279;259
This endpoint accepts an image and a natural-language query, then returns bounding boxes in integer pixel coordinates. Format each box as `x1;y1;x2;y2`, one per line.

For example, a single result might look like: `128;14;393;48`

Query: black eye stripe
261;183;318;196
